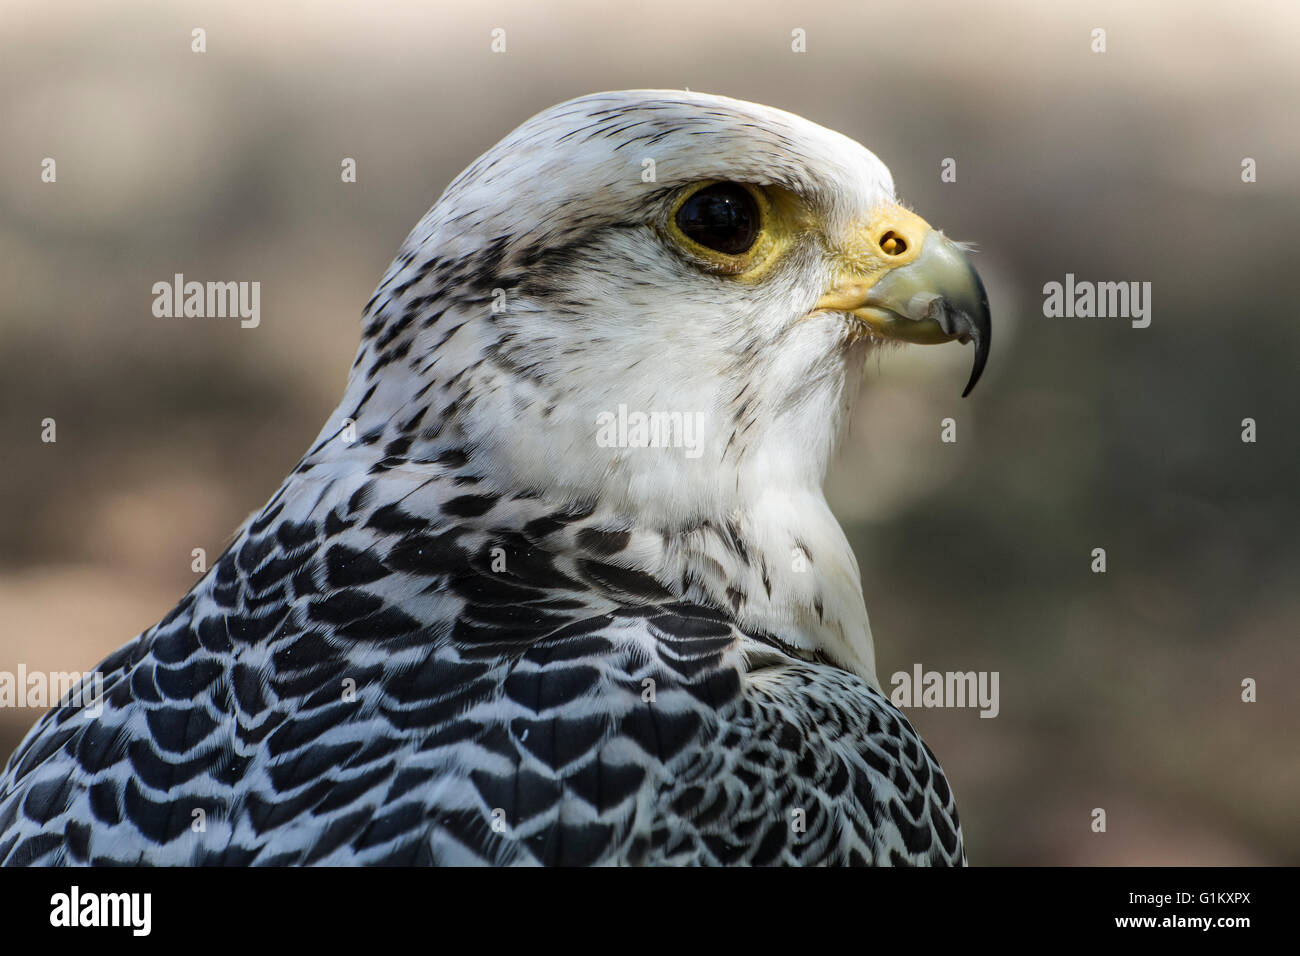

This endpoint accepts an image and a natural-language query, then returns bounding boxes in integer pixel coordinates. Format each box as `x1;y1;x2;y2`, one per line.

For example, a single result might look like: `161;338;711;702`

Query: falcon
0;90;989;866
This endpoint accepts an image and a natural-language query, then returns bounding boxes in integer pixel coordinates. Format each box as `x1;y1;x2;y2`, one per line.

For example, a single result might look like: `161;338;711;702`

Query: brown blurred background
1;0;1297;864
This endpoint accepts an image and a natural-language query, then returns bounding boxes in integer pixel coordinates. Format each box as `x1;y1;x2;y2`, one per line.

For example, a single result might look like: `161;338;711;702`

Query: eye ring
666;181;773;275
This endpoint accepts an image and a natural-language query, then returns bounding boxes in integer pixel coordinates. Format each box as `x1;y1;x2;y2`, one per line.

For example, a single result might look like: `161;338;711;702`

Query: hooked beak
815;206;991;397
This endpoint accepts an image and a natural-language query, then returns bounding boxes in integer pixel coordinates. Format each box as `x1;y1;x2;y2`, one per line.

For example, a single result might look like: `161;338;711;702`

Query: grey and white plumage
0;90;989;865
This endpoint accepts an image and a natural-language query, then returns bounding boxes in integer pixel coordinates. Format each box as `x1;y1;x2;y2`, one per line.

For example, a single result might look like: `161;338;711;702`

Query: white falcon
0;90;988;866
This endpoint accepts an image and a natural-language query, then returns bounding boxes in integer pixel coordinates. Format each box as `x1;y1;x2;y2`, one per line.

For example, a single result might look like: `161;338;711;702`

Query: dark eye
675;183;760;255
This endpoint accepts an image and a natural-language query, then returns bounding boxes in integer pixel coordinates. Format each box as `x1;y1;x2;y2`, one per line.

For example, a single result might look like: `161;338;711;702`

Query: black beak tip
960;330;988;398
959;274;991;399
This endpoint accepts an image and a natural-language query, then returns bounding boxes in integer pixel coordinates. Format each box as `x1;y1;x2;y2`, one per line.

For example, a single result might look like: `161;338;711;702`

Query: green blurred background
1;0;1296;863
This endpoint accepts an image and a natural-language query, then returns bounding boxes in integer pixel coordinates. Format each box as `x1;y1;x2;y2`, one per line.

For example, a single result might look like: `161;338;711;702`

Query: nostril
879;230;908;256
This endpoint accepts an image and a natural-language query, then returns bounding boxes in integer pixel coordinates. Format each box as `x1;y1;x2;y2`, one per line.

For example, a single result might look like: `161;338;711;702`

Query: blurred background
1;0;1296;864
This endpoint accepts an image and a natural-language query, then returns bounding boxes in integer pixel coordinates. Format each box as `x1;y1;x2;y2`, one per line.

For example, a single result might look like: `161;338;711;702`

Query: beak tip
959;326;989;398
958;271;991;398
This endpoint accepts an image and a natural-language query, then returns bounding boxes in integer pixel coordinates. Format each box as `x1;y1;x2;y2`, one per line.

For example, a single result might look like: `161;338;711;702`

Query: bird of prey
0;90;989;866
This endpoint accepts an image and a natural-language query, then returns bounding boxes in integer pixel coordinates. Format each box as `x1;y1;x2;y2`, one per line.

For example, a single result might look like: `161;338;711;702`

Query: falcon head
327;90;991;685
